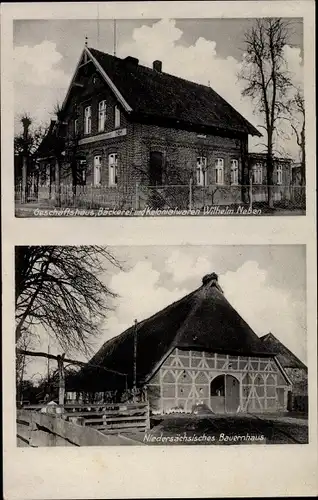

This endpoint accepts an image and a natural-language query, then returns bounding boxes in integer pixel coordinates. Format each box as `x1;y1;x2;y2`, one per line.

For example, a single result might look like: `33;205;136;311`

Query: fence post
21;156;28;204
135;182;139;210
189;177;193;210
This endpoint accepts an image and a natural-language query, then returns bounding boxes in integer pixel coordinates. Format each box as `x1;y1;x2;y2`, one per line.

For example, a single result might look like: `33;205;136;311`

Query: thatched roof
78;274;272;391
260;333;307;370
88;47;261;137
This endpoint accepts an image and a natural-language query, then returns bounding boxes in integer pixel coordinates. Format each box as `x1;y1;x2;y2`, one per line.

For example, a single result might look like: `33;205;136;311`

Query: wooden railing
17;409;143;447
21;402;150;434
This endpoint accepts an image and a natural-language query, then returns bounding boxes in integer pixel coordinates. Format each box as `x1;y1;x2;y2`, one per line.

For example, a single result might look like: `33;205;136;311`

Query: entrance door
225;375;240;413
210;374;240;414
149;151;163;186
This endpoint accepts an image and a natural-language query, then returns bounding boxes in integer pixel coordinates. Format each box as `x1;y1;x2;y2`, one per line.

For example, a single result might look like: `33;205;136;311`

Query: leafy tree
239;18;294;207
15;246;123;355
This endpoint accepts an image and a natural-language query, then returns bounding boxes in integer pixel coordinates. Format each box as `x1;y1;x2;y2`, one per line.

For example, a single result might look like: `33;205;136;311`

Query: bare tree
15;246;123;355
288;88;305;185
239;18;293;207
14;115;48;201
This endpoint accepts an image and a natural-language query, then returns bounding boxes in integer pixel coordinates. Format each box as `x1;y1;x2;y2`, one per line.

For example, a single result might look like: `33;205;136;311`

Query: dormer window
114;105;120;129
84;105;91;134
98;100;107;132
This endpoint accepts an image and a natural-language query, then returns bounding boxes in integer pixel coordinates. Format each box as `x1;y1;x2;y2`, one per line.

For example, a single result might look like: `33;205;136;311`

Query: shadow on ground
122;413;308;445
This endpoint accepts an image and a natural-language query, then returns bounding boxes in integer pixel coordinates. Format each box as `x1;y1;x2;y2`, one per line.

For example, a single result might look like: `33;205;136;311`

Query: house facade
260;333;308;412
36;45;264;209
76;273;292;415
248;153;293;203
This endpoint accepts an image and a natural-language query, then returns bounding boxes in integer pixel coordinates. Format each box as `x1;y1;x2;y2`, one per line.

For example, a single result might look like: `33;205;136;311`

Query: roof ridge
87;46;260;135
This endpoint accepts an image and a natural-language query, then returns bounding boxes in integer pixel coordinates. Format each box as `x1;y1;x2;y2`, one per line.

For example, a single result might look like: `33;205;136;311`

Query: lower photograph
15;244;308;446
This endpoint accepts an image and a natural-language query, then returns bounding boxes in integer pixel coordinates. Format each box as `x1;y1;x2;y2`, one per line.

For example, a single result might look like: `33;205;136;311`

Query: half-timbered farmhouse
260;332;308;412
36;44;266;208
77;273;293;415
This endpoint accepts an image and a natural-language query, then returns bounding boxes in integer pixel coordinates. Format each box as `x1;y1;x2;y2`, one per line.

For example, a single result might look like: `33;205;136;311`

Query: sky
13;17;304;159
23;244;307;382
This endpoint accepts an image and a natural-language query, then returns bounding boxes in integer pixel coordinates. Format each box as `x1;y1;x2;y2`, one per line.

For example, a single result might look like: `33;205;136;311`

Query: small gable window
84;105;91;134
215;158;224;185
252;163;263;184
98;100;107;132
114;105;121;129
276;165;283;185
230;159;239;185
196;157;207;186
108;153;118;186
93;155;102;186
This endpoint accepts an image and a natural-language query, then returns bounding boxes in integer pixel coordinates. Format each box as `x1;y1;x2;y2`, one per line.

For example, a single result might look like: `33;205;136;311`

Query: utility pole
21;116;31;204
133;319;138;401
113;19;117;56
97;4;100;49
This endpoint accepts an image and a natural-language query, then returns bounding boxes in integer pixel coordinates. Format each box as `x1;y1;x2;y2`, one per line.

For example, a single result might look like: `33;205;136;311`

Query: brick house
36;44;264;208
248;152;293;203
75;273;292;415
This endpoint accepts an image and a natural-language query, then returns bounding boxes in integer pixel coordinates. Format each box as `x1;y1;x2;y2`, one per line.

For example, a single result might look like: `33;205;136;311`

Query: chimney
124;56;139;66
153;60;162;72
202;273;223;293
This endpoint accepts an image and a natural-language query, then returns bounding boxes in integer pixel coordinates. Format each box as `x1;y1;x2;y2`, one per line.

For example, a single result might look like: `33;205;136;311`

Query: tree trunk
21;156;28;203
240;137;249;204
55;158;61;207
267;144;274;209
301;129;306;186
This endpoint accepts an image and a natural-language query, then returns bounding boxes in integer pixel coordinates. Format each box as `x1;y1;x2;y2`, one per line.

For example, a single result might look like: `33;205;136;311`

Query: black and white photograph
14;16;306;217
16;245;308;446
2;0;317;498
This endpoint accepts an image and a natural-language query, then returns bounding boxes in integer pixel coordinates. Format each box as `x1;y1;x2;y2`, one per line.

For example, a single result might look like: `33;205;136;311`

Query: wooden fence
17;409;142;447
21;401;150;435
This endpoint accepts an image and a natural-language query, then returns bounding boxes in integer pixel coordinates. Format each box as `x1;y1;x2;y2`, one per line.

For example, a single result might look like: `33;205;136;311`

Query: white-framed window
84;105;91;134
252;163;263;184
98;100;107;132
108;153;118;186
74;118;78;136
93;155;102;186
114;105;120;129
276;164;283;185
230;159;239;185
215;158;224;185
196;157;207;186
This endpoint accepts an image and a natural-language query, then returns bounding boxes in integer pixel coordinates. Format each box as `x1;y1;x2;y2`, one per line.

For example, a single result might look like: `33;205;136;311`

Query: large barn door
225;375;240;413
210;374;240;414
210;375;226;413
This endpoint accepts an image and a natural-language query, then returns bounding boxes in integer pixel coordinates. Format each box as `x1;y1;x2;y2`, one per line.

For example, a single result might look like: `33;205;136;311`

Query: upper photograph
14;17;305;217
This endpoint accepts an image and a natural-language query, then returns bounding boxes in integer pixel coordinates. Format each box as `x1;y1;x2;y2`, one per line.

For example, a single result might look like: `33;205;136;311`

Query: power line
114;19;117;56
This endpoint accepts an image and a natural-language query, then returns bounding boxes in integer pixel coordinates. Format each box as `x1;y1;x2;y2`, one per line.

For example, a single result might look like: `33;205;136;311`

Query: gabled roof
78;274;272;391
260;333;307;370
35;120;57;158
63;45;261;137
